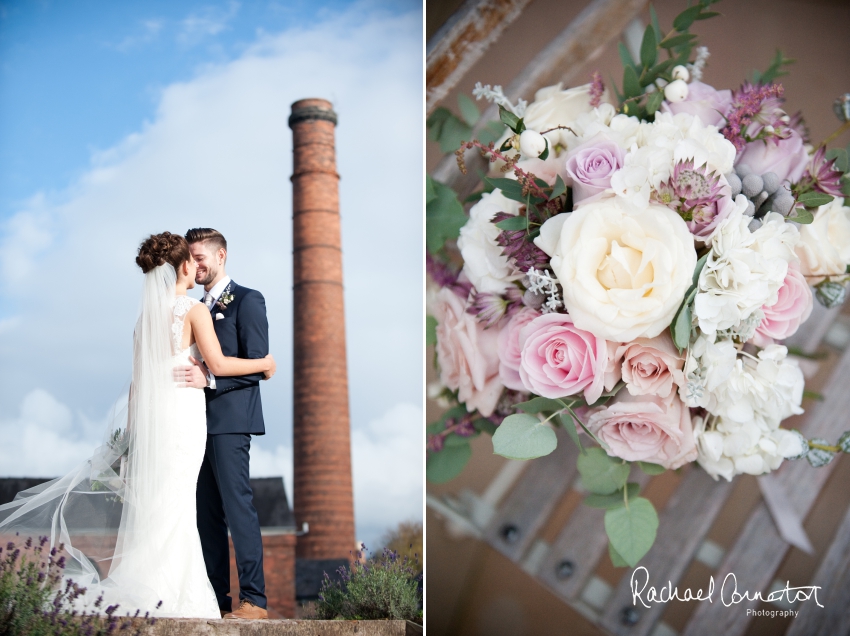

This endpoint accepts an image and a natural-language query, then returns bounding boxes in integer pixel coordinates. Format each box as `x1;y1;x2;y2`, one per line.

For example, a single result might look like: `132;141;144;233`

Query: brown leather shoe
223;599;268;620
219;610;228;619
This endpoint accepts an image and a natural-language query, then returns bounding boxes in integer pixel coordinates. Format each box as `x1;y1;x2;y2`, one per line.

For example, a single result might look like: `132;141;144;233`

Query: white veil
0;264;179;613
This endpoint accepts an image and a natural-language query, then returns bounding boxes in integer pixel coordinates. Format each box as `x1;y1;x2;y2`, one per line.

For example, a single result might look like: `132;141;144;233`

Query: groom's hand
174;357;209;389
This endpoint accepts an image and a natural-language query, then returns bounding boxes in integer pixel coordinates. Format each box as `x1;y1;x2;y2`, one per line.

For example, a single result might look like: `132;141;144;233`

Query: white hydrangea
568;107;639;149
694;205;799;337
695;413;806;481
457;189;522;294
682;334;737;409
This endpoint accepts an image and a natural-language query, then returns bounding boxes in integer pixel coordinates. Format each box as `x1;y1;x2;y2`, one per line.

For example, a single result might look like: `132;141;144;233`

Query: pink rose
587;392;697;469
604;333;686;399
660;81;732;128
564;134;625;204
433;287;503;416
737;130;809;183
751;262;813;347
497;307;541;391
518;313;608;402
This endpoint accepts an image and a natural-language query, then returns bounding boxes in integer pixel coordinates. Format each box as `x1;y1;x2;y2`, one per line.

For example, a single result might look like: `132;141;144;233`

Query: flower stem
809;441;840;453
818;120;850;150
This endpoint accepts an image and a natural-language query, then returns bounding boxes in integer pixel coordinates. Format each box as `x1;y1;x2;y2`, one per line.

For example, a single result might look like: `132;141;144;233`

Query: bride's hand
263;354;276;380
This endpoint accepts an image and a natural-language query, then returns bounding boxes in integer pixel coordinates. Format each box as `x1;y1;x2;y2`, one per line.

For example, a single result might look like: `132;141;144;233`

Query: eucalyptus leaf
457;93;480;127
807;438;835;468
444;431;478;446
474;418;497;436
604;497;659;567
637;461;666;475
789;207;814;225
492;413;558;460
425;315;437;347
838;431;850;454
426;442;472;483
672;303;692;351
577;447;629;495
584;483;640;509
515;396;567;414
609;542;629;568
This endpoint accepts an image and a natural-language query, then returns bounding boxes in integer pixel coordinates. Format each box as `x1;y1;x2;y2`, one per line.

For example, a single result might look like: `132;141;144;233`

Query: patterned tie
204;292;214;308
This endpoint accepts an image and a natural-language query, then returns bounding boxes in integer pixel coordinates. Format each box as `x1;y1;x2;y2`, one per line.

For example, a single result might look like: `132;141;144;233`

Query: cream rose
795;197;850;283
536;198;697;341
523;82;601;149
433;287;503;417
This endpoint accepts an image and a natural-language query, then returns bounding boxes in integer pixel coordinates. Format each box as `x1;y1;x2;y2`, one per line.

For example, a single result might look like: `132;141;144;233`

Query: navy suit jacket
204;280;268;435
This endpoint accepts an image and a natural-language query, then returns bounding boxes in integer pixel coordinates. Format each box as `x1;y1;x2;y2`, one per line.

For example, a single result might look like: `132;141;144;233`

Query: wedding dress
0;264;220;619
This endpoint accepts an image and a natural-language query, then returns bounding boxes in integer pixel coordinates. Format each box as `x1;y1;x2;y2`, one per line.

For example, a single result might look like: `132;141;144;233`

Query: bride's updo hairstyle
136;232;191;274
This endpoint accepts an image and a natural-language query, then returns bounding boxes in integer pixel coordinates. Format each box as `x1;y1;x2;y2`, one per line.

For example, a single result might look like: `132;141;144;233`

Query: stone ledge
137;619;421;636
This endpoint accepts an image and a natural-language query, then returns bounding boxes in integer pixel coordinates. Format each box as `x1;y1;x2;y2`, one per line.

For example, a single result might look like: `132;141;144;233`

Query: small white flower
664;79;689;103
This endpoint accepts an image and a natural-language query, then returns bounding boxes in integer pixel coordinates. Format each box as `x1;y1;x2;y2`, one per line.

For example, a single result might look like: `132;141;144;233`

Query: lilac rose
564;134;625;204
737;129;809;183
660;81;732;128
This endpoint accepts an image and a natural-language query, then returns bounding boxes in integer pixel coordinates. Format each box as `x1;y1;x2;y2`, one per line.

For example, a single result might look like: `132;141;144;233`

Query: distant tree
378;520;422;574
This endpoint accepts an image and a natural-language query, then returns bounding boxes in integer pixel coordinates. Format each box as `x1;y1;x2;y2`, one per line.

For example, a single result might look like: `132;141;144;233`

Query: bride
0;231;275;619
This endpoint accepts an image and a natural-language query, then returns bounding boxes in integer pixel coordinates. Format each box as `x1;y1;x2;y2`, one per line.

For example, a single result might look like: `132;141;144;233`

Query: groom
180;228;269;620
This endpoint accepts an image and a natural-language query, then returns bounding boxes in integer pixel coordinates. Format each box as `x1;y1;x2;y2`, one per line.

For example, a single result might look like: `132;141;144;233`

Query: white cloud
0;3;423;543
249;440;294;504
113;19;164;52
178;1;240;46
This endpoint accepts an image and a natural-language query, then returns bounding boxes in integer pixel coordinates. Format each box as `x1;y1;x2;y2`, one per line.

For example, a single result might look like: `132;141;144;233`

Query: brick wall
228;533;296;618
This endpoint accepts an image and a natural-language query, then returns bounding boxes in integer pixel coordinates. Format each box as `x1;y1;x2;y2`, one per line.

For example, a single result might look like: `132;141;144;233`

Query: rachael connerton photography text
630;566;823;609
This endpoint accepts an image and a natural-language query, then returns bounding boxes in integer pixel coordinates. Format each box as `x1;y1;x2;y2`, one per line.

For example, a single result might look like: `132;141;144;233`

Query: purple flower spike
800;146;844;197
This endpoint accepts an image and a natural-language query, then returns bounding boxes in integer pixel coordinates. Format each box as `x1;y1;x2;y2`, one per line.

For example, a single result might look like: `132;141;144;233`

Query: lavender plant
0;535;159;636
315;544;421;622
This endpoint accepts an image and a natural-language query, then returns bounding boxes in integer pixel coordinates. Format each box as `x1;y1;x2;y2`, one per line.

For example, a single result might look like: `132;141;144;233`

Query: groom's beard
197;266;218;287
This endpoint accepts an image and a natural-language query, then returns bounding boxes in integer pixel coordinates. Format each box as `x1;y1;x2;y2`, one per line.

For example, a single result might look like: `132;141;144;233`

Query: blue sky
0;0;423;548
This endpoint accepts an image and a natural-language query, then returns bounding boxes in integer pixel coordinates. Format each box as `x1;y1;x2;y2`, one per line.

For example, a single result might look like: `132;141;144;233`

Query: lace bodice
172;295;201;356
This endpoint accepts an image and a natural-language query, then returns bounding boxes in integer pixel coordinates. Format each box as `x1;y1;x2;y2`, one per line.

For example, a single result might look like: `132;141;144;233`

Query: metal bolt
500;524;520;544
620;606;640;626
555;560;575;580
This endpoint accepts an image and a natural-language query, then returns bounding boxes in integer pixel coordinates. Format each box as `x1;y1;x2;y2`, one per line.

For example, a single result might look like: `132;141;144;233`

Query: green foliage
637;461;666;475
753;49;795;85
492;413;558;460
315;545;421;622
426;176;466;253
378;521;423;575
604;497;659;567
427;95;502;155
584;483;641;509
499;105;525;134
615;2;723;121
671;253;708;351
609;542;629;568
426;407;474;483
514;396;570;414
425;315;437;347
577;447;629;495
0;536;156;636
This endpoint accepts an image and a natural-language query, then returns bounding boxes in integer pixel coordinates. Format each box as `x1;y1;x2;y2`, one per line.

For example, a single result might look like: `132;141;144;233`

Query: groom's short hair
186;228;227;254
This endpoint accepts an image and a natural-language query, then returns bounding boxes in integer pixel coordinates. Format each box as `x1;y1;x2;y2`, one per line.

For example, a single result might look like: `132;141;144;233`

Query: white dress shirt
203;276;231;389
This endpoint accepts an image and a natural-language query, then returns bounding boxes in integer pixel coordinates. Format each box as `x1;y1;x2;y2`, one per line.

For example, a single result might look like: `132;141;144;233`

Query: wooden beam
427;0;533;116
430;0;647;201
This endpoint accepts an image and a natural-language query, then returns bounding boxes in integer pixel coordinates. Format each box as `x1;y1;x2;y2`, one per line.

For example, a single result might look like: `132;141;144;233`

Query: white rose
795;197;850;283
537;196;696;341
523;82;600;149
457;189;522;294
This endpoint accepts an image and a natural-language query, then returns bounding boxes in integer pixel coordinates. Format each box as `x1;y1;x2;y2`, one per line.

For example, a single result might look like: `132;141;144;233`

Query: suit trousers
196;433;267;611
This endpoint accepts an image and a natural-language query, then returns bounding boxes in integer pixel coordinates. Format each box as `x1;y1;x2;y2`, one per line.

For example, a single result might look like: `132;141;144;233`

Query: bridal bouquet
426;0;850;566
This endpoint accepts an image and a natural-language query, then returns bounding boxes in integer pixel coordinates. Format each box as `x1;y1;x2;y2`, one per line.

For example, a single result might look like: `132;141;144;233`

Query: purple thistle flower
722;83;787;151
799;146;844;197
426;434;444;453
466;286;523;327
493;212;550;273
654;160;726;234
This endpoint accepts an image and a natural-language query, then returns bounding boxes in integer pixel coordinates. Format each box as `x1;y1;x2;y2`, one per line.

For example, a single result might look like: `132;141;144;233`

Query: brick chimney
289;99;355;561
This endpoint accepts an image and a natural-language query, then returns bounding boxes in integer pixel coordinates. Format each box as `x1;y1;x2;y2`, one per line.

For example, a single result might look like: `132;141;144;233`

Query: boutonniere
215;283;235;311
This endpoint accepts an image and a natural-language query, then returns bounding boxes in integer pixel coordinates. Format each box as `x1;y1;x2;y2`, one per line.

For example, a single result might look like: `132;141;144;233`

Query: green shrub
315;544;422;622
0;535;157;636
